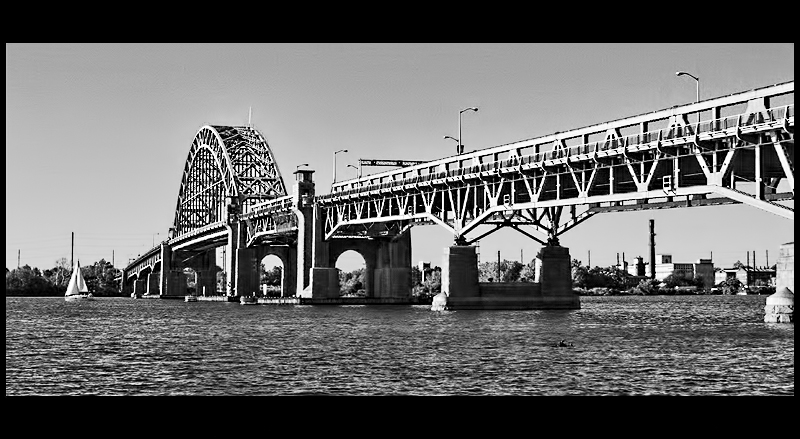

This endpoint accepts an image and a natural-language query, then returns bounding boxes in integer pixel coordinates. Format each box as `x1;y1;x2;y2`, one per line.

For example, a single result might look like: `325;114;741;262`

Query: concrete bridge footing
435;244;580;310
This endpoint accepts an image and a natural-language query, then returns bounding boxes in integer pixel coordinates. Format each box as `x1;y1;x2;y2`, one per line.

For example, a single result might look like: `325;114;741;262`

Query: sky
6;43;794;273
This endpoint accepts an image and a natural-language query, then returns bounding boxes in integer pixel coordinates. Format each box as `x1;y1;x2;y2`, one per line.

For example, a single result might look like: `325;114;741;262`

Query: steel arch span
172;125;288;236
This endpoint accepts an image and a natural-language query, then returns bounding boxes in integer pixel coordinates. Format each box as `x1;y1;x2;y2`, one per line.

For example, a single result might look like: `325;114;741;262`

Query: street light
296;163;309;171
152;232;159;247
333;149;348;184
347;164;360;179
676;71;700;125
443;135;459;152
675;71;699;103
457;107;478;155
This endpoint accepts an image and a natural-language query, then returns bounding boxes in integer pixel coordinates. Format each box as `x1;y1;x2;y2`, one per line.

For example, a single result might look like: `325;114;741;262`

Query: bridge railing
318;100;793;203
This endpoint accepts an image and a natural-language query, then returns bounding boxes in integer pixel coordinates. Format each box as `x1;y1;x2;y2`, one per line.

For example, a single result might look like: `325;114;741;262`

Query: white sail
65;262;89;296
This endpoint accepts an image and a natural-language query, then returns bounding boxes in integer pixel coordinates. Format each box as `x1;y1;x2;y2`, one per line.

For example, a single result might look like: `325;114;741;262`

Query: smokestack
747;251;750;268
766;250;769;268
753;250;756;269
649;219;656;279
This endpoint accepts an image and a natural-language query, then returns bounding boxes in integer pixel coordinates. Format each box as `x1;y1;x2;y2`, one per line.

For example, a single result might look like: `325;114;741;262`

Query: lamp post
443;135;459;154
333;149;348;184
296;163;309;171
457;107;478;155
676;71;699;123
347;164;360;179
152;232;159;248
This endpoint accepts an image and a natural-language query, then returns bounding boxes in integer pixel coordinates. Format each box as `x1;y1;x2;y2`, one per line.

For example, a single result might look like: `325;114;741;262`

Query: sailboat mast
71;232;74;268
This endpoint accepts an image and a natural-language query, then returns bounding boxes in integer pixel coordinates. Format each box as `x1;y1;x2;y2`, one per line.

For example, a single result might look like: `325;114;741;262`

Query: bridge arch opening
336;250;366;297
260;254;284;297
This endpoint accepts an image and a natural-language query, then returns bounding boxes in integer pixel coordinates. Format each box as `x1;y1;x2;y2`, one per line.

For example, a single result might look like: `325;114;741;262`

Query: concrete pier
434;244;580;310
765;242;794;323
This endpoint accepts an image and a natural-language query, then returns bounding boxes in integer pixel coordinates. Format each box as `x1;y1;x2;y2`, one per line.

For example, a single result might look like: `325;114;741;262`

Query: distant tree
422;268;441;294
478;260;523;282
662;272;694;288
720;277;743;295
571;259;589;288
632;278;660;295
732;260;745;269
261;264;282;286
519;259;536;282
411;265;423;286
339;267;365;295
5;265;52;296
83;259;121;295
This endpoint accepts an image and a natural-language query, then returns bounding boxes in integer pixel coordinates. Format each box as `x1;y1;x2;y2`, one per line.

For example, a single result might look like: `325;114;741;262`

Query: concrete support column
234;247;260;297
195;270;216;297
133;279;146;297
159;244;183;297
168;270;187;296
441;245;480;298
225;221;248;296
302;204;338;298
293;171;316;296
765;241;794;323
538;245;574;298
775;242;794;294
537;245;580;308
373;233;412;299
146;272;160;295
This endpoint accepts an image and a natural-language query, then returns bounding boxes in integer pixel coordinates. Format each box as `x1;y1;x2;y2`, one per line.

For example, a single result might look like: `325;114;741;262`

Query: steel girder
172;125;288;236
318;83;793;243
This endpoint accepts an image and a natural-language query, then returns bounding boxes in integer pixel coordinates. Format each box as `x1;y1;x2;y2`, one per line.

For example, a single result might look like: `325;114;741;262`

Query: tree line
6;258;122;296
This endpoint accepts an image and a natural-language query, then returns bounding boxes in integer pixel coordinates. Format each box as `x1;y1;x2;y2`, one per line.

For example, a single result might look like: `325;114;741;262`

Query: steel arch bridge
122;81;794;304
173;125;288;236
124;124;294;293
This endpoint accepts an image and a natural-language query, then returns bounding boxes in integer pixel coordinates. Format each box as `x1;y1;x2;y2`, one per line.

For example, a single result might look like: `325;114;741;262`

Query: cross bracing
125;81;793;280
172;125;288;236
319;81;793;243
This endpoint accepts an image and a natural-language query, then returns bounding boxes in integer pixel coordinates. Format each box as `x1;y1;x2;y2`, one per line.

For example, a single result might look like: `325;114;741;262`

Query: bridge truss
319;82;794;245
172;125;288;236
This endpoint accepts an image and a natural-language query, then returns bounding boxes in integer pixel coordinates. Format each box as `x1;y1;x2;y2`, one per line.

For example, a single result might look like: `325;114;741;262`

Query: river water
5;295;793;396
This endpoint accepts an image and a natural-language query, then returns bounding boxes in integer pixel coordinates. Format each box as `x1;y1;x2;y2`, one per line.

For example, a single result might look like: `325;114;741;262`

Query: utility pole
17;249;20;269
588;250;591;267
112;250;115;267
649;220;656;280
497;250;501;282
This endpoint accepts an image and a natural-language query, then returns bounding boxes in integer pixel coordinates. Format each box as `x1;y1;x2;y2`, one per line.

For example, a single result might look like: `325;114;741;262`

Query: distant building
626;256;647;277
716;266;776;287
654;254;715;289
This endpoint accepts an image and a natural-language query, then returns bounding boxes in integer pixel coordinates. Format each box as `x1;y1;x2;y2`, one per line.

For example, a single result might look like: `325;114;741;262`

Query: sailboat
65;261;94;301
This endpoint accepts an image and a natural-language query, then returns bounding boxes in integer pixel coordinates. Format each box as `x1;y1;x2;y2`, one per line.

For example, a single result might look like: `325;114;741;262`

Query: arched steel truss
172;125;288;235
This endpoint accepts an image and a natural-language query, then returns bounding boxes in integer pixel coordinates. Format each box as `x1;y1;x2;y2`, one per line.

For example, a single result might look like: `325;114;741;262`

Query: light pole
443;135;459;154
152;232;159;248
347;164;360;179
458;107;478;155
332;149;347;184
676;71;699;124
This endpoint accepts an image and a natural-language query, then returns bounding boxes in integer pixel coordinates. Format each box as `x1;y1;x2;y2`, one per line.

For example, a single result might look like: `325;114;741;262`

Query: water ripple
6;296;793;395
